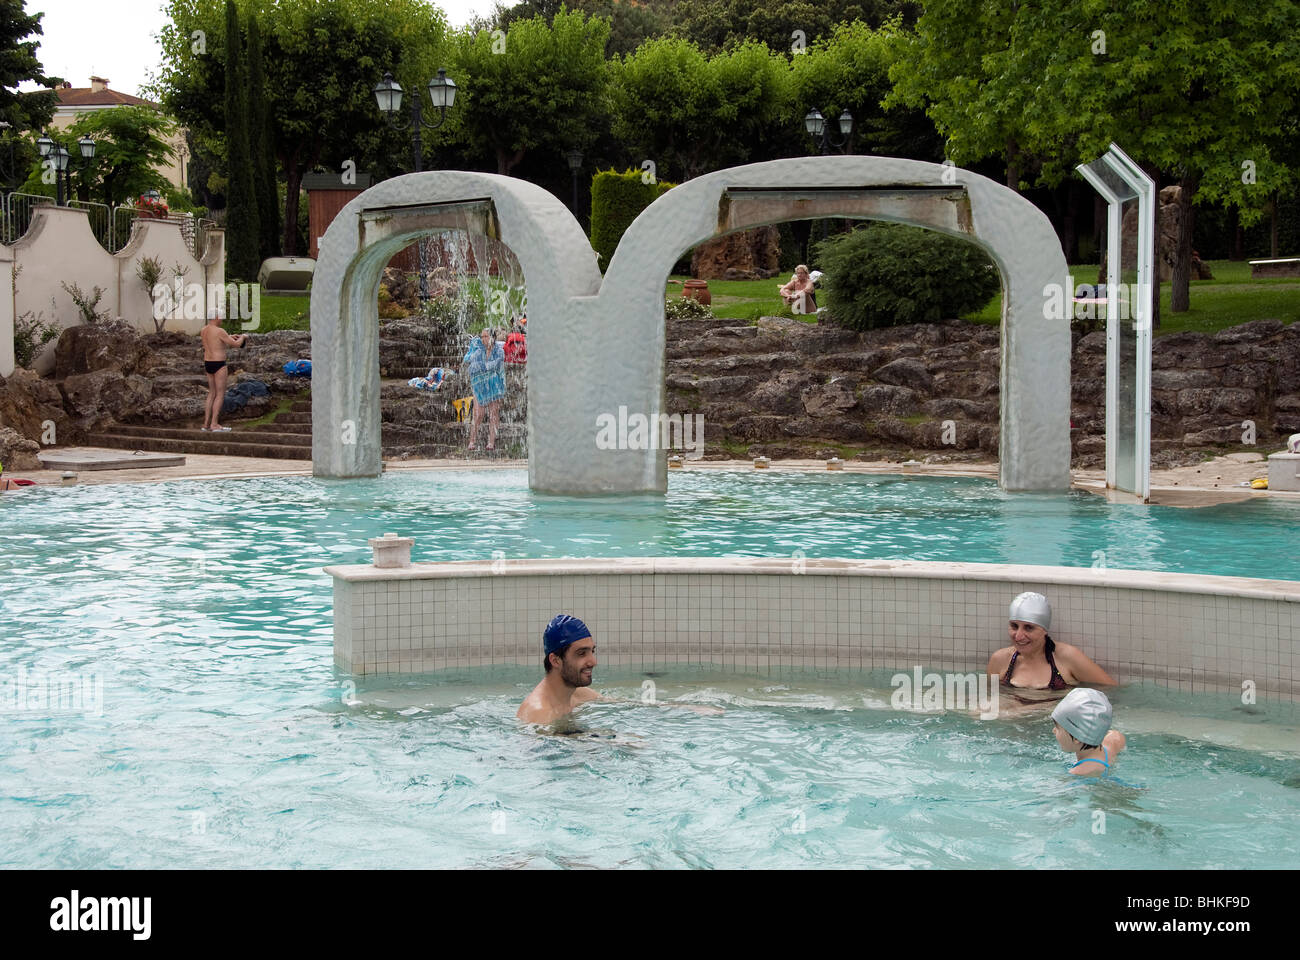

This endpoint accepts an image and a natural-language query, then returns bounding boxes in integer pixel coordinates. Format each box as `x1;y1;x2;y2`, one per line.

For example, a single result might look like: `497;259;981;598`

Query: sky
23;0;493;98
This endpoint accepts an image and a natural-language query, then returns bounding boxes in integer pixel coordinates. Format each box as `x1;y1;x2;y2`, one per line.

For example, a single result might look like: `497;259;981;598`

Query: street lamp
566;149;583;216
802;109;854;252
803;109;853;154
374;68;458;300
33;132;96;205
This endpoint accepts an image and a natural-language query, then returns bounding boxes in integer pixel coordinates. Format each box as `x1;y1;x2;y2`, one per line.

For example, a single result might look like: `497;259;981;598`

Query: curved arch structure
312;157;1070;492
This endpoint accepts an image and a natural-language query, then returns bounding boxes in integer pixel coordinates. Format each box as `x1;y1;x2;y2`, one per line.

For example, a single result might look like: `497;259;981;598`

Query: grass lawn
960;259;1298;333
238;258;1297;337
666;275;811;322
239;293;311;332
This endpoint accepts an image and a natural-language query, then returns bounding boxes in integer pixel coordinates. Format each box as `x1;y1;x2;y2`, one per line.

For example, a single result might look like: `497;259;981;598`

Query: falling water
386;217;528;459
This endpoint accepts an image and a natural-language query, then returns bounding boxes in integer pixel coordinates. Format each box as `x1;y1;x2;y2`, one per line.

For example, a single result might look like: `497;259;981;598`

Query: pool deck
3;447;1292;506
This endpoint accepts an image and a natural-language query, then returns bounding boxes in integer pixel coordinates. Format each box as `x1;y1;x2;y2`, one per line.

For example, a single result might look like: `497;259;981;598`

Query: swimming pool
1;469;1297;868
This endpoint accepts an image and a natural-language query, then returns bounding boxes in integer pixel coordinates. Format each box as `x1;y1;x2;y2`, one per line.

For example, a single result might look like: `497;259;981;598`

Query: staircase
87;400;314;461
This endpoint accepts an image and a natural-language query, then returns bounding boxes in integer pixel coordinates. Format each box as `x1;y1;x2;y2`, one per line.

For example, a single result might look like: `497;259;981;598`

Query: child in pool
1051;687;1126;777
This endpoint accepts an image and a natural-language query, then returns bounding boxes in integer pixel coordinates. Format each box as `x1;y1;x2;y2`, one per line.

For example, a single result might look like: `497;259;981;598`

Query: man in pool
517;614;723;724
517;615;601;724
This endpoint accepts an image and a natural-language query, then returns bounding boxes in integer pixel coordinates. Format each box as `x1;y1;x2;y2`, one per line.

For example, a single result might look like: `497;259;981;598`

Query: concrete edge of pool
326;557;1299;702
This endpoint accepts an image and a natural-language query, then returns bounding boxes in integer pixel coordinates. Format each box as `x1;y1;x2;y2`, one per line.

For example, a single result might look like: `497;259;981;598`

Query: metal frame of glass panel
1077;143;1154;501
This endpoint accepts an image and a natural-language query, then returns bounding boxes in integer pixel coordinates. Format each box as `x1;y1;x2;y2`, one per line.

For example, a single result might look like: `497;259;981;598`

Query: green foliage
664;295;712;321
589;168;675;271
888;0;1300;311
71;107;175;206
136;256;167;332
60;282;112;325
164;185;207;217
448;8;610;175
11;263;57;368
224;0;260;281
493;0;674;57
814;222;999;329
0;0;59;144
246;14;280;260
790;21;940;160
609;36;790;181
155;0;448;254
671;0;920;54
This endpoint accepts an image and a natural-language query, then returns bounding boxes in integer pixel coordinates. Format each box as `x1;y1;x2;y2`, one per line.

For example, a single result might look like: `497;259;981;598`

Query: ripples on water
1;470;1298;868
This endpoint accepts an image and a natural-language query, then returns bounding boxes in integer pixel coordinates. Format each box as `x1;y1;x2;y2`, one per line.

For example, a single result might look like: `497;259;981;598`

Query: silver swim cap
1051;688;1112;745
1009;591;1051;630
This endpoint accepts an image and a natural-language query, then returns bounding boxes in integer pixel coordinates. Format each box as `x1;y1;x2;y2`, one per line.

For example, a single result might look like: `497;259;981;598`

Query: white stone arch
312;158;1069;492
311;170;601;477
598;156;1071;492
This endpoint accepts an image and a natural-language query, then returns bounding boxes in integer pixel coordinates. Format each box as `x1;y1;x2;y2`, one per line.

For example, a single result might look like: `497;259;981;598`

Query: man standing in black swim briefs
200;314;248;432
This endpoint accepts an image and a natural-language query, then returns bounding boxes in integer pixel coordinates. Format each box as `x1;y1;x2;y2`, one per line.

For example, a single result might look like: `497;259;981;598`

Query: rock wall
691;226;782;281
664;312;1298;466
2;310;1294;469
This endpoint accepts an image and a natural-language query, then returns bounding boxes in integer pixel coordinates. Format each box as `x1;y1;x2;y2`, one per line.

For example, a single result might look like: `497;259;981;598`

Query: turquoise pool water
1;469;1298;869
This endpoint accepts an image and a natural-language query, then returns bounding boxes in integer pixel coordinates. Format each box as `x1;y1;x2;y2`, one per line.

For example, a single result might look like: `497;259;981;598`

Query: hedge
590;168;675;273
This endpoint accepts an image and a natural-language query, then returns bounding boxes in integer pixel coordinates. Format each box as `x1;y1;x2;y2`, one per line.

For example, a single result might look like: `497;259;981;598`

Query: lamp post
802;109;854;251
35;132;96;206
566;149;583;217
374;69;458;302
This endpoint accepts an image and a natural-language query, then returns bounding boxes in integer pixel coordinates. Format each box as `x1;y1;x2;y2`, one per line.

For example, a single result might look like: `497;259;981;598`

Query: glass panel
1080;156;1139;202
1113;196;1140;493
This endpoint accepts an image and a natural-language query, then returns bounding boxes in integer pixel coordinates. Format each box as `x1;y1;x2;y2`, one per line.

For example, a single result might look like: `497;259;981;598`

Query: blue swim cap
543;614;591;658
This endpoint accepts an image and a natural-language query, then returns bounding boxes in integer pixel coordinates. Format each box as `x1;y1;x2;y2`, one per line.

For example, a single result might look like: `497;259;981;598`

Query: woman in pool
985;592;1114;698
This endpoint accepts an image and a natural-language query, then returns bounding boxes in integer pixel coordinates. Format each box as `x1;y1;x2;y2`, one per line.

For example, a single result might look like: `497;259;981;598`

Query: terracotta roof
56;84;155;108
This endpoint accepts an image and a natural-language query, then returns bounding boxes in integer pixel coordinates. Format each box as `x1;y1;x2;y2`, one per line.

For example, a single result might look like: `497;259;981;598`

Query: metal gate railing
1;191;56;244
3;192;219;258
69;198;111;249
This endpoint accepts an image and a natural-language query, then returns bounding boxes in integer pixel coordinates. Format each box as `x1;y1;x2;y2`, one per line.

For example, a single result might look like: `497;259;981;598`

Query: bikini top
1071;746;1110;771
1003;648;1069;690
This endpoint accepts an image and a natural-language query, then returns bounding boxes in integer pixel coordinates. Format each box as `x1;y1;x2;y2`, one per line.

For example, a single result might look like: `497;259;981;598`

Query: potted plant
135;191;169;220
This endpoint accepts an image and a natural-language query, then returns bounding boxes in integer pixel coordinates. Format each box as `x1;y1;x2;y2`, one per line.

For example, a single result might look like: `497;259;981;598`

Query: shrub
60;282;112;325
813;222;1001;330
136;256;167;331
664;296;712;321
14;307;60;368
590;168;675;273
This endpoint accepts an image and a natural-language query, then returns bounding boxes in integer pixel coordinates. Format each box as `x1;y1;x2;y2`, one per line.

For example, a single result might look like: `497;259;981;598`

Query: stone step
289;400;312;412
111;424;311;447
87;432;311;461
272;411;313;424
249;420;311;435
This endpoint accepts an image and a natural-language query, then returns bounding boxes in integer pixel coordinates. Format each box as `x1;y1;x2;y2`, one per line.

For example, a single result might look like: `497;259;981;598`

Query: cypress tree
246;15;280;261
224;0;260;282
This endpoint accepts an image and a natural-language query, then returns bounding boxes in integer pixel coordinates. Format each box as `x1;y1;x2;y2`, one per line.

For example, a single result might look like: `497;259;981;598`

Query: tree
224;0;260;281
0;0;60;134
609;37;791;181
791;21;940;161
16;107;176;205
246;14;280;260
890;0;1300;314
447;8;610;177
154;0;448;255
671;0;921;55
491;0;674;57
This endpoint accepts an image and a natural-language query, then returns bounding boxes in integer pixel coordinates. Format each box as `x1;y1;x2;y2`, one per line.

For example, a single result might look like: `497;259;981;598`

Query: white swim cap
1009;591;1051;630
1051;688;1112;746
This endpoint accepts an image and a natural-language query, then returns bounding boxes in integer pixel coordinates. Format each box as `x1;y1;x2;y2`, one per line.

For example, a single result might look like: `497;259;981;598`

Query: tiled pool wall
326;558;1300;701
